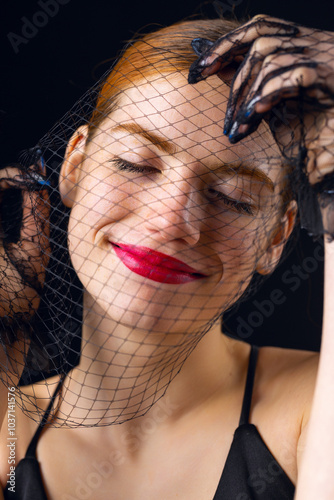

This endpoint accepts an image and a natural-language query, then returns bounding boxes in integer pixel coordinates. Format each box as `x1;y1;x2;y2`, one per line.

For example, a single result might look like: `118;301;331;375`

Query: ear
59;125;88;207
256;200;297;276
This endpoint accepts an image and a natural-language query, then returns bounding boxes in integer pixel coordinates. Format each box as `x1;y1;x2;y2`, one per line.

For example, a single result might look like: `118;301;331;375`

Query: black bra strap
239;345;259;426
25;377;64;458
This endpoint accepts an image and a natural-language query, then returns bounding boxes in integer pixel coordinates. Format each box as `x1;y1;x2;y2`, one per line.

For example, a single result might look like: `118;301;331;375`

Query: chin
85;286;216;337
80;270;238;335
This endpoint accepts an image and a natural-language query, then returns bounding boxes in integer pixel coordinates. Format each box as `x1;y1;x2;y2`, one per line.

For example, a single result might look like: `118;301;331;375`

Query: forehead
96;72;282;178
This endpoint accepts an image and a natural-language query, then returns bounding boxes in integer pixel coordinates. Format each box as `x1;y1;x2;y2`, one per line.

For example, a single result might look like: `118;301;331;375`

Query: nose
144;180;201;246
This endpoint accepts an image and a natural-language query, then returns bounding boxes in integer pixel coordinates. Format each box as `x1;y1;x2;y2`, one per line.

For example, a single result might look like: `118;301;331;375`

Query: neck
60;293;250;426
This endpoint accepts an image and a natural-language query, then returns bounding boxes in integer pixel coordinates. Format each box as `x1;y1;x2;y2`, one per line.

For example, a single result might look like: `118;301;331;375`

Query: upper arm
296;420;309;475
295;353;319;475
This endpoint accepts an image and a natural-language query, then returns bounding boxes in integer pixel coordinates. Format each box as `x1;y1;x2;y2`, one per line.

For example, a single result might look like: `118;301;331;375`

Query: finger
242;62;319;118
188;15;300;84
0;167;50;191
20;189;50;243
1;184;50;249
308;149;334;185
4;188;50;289
191;38;214;57
227;56;321;143
224;38;308;134
0;167;27;190
305;114;334;184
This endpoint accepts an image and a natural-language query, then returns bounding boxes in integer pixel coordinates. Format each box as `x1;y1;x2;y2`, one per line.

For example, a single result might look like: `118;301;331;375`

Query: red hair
87;18;239;140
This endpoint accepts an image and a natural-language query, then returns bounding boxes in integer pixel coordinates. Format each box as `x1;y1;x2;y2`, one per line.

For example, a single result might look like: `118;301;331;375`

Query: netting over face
1;15;329;427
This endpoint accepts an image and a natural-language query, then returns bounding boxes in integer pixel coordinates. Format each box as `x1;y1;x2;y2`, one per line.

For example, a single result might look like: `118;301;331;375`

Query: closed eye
110;159;255;215
206;187;256;216
110;158;159;175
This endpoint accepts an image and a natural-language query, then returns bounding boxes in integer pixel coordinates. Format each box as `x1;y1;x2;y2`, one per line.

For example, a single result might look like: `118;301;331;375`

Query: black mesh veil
0;16;331;427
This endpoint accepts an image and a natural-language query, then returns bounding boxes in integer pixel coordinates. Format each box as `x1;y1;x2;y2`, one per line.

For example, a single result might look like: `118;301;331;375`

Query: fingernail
237;96;262;124
244;108;253;119
228;121;240;141
30;145;46;174
40;156;45;171
224;107;234;136
191;38;214;57
188;64;207;84
26;172;51;188
188;71;203;85
224;121;232;136
237;106;253;123
224;120;232;135
228;122;251;144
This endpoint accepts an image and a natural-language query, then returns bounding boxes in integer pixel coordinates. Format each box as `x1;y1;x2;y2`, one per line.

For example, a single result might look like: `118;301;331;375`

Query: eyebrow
110;123;274;191
110;123;178;155
213;163;274;192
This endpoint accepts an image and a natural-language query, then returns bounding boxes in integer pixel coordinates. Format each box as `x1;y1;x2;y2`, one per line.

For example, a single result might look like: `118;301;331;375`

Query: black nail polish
25;172;51;188
228;121;240;142
224;107;235;137
0;174;51;191
243;107;253;119
238;96;261;123
236;107;254;125
191;38;214;57
228;129;250;144
230;119;262;144
224;120;232;136
188;63;206;84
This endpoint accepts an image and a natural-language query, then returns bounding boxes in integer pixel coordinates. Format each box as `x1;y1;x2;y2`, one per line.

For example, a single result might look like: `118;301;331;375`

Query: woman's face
63;72;286;333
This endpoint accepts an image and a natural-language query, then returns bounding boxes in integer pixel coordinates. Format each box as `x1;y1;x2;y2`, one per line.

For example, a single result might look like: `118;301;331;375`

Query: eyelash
111;158;158;175
206;188;255;216
111;158;255;216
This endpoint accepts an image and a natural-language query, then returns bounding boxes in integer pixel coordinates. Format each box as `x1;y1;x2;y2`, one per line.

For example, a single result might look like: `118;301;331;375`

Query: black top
212;346;295;500
4;346;295;499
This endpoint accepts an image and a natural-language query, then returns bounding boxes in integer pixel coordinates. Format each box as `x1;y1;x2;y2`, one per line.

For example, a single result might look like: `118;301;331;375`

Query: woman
0;14;332;499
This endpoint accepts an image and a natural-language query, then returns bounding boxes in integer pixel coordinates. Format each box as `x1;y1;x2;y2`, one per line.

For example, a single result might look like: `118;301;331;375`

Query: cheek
208;237;262;312
67;173;147;278
70;170;141;231
210;215;263;252
210;212;272;295
78;165;150;213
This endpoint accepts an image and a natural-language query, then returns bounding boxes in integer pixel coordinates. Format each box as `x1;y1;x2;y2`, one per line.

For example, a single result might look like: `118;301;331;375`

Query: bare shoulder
256;345;319;417
259;347;319;381
259;345;319;378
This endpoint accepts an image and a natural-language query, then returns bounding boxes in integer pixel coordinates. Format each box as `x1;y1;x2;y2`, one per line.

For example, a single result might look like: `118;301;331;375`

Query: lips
110;243;207;284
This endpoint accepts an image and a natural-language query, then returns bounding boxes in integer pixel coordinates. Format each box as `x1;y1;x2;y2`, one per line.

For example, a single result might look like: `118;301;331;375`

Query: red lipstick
111;243;207;284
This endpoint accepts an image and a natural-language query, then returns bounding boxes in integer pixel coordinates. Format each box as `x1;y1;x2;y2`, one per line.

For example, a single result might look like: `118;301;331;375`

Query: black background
1;0;333;351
